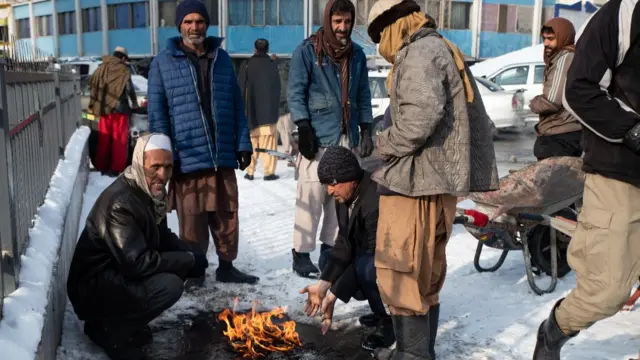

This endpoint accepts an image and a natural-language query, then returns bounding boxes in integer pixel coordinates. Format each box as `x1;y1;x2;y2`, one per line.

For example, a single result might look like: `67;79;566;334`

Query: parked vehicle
368;69;391;143
475;76;527;132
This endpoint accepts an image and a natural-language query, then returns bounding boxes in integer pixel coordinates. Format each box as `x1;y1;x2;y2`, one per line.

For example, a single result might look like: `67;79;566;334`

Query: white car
475;76;527;133
368;68;391;141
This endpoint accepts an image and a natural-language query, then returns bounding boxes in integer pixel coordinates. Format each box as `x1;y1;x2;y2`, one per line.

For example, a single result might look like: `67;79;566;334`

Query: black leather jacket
67;176;194;320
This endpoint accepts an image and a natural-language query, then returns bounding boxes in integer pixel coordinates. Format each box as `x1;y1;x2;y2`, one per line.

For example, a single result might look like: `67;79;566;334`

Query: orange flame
217;298;302;359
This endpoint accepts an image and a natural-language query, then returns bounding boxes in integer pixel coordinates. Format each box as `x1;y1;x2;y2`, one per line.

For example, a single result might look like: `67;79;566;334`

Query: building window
312;0;330;25
82;7;102;32
35;15;53;37
58;11;76;35
108;2;149;30
17;18;30;39
356;0;377;26
158;0;177;27
229;0;301;26
0;26;8;42
515;6;533;33
446;2;471;29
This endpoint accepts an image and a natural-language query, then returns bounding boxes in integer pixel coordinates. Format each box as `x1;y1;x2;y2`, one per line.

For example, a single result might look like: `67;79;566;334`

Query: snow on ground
0;127;91;360
56;156;640;360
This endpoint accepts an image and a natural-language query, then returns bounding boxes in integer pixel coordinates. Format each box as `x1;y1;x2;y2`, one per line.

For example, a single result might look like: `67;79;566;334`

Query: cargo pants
375;194;457;315
555;173;640;334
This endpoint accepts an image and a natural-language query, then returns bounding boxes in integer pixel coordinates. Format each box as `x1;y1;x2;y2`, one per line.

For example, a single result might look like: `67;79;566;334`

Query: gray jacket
372;27;499;197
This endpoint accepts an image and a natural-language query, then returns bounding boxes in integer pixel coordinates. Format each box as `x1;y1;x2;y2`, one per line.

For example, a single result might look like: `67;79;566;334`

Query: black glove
359;124;374;158
237;151;252;171
297;120;318;160
623;122;640;154
187;251;209;278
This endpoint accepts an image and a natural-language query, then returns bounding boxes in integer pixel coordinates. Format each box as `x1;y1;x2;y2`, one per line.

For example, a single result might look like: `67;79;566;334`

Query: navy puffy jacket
148;37;252;174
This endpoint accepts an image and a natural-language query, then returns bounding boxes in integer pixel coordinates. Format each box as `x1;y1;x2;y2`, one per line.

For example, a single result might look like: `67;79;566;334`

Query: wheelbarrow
454;156;585;295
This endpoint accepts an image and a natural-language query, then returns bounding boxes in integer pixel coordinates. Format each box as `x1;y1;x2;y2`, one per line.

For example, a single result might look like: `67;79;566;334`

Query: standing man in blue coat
287;0;374;277
147;0;259;286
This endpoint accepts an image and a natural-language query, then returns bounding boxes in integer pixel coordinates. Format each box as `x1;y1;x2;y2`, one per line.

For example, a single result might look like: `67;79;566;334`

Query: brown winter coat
372;27;499;197
88;55;132;117
529;49;581;136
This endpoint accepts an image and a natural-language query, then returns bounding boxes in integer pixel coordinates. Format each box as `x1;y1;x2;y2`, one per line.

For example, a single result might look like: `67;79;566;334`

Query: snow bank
0;126;91;360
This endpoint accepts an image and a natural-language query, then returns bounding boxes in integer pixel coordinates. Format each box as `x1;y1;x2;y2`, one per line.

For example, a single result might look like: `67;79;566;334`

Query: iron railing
0;52;81;318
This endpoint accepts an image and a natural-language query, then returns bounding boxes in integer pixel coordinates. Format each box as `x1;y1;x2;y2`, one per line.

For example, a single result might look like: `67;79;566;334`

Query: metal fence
0;54;82;318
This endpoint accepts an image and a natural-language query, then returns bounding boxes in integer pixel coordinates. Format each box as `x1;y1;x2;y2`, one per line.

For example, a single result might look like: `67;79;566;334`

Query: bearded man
529;17;582;160
287;0;374;278
148;0;259;286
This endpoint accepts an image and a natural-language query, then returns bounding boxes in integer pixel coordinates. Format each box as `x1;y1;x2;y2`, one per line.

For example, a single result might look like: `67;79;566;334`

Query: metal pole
0;58;19;303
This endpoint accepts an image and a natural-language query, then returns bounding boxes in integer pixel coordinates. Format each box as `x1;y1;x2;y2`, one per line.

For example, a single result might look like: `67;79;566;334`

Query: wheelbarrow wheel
527;224;572;278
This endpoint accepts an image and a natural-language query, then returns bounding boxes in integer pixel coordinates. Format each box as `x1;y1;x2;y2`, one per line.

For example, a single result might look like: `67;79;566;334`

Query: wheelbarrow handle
454;209;489;227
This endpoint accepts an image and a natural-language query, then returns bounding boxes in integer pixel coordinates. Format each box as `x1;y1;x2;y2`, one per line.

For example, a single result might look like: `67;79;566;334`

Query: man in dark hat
299;145;394;351
148;0;259;287
287;0;374;278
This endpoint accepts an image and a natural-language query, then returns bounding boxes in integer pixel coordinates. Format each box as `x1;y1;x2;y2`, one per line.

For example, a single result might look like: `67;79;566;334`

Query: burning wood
217;298;302;359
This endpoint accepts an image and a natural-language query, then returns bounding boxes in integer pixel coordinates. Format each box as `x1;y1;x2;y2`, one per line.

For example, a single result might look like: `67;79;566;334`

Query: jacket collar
409;26;438;44
347;173;372;207
167;36;224;57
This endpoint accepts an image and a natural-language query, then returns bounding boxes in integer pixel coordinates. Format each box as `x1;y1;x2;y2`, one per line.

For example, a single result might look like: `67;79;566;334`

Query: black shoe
428;304;440;360
360;313;386;328
216;266;260;284
263;174;279;181
292;249;320;277
244;174;254;180
362;317;396;351
318;244;333;272
533;299;577;360
390;314;432;360
84;321;146;360
129;325;153;346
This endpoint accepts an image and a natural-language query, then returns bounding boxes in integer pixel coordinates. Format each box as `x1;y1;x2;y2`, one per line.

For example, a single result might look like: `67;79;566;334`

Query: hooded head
317;146;363;204
323;0;356;45
123;133;173;223
176;0;210;47
255;38;269;55
541;17;576;64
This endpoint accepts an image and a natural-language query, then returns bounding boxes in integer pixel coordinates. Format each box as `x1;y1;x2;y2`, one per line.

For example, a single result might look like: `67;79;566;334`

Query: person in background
533;0;640;358
287;0;374;278
529;17;582;160
277;110;299;168
66;134;208;360
239;38;282;181
147;0;259;287
89;46;138;177
367;1;498;358
299;145;395;351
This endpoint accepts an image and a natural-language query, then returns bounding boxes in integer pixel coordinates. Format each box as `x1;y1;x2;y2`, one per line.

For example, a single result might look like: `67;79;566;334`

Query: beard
185;36;205;45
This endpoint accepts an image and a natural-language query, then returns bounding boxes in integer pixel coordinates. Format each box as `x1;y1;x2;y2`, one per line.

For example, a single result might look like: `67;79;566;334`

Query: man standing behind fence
238;38;282;181
88;46;138;176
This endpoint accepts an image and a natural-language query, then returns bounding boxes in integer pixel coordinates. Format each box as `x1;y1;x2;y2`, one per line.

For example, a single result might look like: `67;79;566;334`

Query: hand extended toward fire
299;280;332;317
320;291;336;335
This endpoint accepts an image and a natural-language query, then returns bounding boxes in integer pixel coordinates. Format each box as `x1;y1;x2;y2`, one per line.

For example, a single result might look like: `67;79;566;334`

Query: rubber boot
389;314;432;360
533;299;578;360
291;249;319;277
428;304;440;360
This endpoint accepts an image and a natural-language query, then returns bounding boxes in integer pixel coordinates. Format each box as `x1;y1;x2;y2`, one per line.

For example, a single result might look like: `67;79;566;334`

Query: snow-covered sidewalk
56;161;640;360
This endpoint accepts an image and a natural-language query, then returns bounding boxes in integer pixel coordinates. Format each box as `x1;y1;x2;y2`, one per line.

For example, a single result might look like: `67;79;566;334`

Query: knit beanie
367;0;422;44
317;146;363;185
175;0;210;32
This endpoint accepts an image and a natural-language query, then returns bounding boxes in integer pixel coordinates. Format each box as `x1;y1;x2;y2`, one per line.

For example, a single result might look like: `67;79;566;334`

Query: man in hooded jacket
529;17;582;160
67;134;208;360
367;1;499;359
287;0;373;278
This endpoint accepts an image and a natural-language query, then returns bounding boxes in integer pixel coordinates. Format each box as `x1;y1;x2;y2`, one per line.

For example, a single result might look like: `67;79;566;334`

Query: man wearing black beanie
299;146;395;352
148;0;259;287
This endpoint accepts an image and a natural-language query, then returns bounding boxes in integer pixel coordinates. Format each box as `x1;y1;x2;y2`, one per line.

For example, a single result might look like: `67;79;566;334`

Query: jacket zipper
186;58;217;170
209;48;220;165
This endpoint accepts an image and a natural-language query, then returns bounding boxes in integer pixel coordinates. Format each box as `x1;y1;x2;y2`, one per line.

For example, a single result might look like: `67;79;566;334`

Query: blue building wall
13;4;29;20
35;37;56;55
440;29;473;56
226;26;304;54
82;33;103;56
109;29;152;55
33;2;54;16
59;35;78;57
56;0;76;13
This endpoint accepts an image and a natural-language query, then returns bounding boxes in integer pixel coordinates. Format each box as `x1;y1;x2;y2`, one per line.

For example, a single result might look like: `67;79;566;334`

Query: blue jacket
287;39;372;148
148;37;251;174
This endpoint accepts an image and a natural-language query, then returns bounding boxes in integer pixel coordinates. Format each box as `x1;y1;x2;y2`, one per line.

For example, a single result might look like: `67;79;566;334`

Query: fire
217;298;302;359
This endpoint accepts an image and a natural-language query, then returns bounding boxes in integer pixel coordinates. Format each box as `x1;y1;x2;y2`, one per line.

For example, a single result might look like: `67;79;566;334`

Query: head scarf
309;0;354;134
122;133;172;224
542;17;576;65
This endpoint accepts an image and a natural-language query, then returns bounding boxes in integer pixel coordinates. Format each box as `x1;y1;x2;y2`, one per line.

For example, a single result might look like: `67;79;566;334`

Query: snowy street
55;133;640;360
